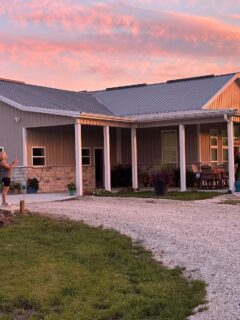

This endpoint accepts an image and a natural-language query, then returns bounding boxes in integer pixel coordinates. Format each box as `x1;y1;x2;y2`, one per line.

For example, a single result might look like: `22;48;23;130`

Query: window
162;131;177;163
222;130;228;162
234;125;240;145
82;148;91;165
32;147;46;166
0;146;4;153
210;129;218;162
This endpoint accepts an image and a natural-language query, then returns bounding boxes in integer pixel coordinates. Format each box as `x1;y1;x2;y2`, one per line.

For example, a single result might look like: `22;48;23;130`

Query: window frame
210;129;218;163
82;148;91;166
221;130;228;162
31;146;46;167
161;130;178;164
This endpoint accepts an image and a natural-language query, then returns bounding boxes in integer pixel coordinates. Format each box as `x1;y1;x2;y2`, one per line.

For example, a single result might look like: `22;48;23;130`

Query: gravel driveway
29;195;240;320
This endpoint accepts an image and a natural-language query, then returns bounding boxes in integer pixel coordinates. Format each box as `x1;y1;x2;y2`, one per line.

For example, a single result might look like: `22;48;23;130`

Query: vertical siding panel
185;125;198;164
208;81;240;110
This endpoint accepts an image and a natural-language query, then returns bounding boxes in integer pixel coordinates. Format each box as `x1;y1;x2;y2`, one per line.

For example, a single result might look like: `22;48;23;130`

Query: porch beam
103;126;111;191
75;122;83;196
227;118;235;192
179;124;187;192
131;128;138;190
22;128;28;166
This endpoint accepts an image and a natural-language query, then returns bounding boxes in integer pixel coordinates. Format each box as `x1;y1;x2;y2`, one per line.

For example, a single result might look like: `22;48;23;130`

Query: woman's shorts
2;177;11;187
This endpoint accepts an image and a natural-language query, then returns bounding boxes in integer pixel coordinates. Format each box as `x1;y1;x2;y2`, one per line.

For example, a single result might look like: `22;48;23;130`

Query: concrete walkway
6;192;73;206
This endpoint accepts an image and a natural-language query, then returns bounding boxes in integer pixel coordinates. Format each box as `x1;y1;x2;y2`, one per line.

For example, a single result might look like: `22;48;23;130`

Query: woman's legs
2;186;10;205
1;178;11;205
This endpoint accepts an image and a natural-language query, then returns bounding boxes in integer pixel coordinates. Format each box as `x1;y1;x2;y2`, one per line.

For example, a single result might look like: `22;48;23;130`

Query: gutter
0;95;80;117
132;109;239;124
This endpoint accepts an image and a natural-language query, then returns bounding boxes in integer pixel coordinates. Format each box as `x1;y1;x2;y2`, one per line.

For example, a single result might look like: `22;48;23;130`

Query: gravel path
28;195;240;320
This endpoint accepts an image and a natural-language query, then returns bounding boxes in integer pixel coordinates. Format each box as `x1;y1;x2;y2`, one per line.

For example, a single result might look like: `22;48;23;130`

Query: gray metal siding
0;101;75;166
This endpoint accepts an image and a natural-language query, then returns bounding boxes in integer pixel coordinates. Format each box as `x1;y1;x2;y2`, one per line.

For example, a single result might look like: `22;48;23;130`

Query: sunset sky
1;0;240;91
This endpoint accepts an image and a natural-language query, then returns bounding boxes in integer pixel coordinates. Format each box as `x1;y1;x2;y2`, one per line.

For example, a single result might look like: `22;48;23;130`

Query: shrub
111;165;132;187
27;178;39;190
67;182;76;191
151;167;173;186
139;172;151;187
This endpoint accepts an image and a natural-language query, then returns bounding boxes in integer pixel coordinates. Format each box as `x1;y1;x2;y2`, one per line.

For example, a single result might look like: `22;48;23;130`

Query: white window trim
210;129;218;163
82;147;91;166
0;146;4;152
161;130;178;164
31;146;46;167
222;130;228;163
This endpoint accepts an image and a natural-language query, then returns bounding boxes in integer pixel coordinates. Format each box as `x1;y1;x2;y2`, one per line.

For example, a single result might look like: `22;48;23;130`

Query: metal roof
0;73;238;119
93;73;237;116
0;80;113;116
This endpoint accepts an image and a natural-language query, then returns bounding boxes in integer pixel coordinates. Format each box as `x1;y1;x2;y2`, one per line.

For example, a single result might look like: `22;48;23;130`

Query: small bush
111;165;132;187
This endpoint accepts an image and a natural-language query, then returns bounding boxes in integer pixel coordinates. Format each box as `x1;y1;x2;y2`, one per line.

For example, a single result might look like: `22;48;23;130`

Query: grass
0;215;206;320
96;190;222;201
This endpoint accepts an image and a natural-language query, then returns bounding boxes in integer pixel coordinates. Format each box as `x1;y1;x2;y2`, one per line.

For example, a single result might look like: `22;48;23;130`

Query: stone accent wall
12;165;95;193
12;167;27;185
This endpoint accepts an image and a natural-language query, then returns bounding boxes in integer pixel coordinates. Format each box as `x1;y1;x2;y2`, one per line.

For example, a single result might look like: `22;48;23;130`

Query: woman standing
0;152;18;207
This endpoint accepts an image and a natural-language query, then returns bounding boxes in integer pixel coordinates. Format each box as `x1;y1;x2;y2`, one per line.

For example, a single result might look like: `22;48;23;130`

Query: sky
0;0;240;91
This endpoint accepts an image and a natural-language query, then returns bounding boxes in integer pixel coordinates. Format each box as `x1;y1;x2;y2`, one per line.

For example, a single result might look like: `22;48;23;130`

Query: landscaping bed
95;190;222;201
0;215;205;320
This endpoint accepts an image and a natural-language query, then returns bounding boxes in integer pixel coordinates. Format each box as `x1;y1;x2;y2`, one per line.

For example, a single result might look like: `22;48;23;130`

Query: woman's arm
1;159;18;170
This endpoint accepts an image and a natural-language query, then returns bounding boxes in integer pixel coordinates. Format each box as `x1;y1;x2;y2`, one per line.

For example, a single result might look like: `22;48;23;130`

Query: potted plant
236;171;240;192
67;182;76;196
235;152;240;192
151;168;173;196
27;177;39;194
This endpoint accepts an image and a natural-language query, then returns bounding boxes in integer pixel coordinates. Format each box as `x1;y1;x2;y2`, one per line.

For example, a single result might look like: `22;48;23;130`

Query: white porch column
227;118;235;192
103;126;111;191
179;124;186;192
22;128;28;166
131;127;138;190
75;122;83;196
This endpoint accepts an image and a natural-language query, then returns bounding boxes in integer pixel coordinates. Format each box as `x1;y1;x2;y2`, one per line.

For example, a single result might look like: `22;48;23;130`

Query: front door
95;148;104;187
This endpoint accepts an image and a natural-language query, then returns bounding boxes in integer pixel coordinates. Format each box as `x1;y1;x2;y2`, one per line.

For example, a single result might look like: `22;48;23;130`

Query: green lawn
0;215;206;320
96;190;222;201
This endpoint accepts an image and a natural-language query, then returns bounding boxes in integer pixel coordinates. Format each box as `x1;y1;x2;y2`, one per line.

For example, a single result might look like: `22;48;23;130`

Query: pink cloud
0;1;240;90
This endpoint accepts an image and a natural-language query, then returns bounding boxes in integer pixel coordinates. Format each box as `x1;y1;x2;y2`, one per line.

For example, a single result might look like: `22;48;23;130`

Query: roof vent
106;83;147;91
167;74;214;84
0;78;25;84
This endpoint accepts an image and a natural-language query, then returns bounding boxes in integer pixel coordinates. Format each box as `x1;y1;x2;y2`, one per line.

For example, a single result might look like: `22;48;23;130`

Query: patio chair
191;164;201;188
200;164;215;189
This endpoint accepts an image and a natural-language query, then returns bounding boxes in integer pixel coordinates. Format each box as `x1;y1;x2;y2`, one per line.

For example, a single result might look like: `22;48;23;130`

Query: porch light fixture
14;116;21;122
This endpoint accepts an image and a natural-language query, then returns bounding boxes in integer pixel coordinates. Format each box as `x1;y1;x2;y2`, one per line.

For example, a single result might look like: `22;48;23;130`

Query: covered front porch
19;110;240;195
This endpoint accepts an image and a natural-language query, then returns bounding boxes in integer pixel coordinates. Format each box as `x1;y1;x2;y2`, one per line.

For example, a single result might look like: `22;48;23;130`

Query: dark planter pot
235;180;240;192
69;190;76;196
153;181;168;196
27;187;38;194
